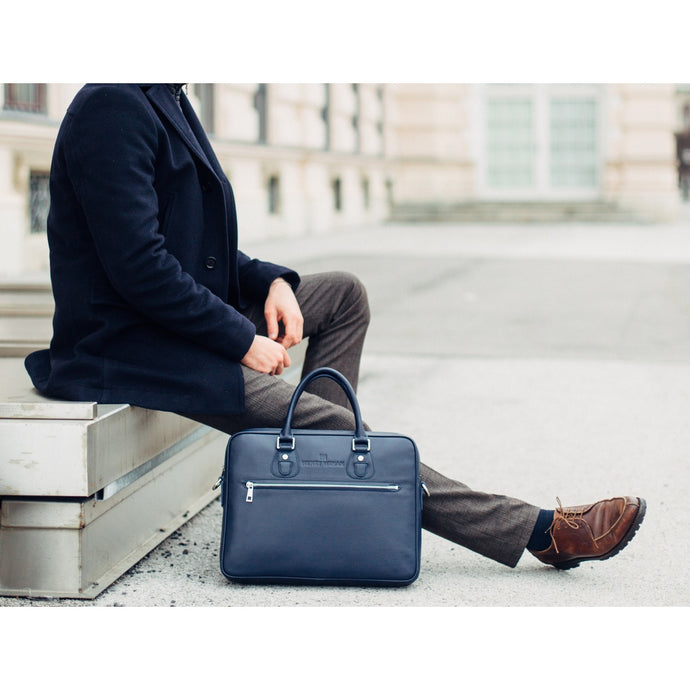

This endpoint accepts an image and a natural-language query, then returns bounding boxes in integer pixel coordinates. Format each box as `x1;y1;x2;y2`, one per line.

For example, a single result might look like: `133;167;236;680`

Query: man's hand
241;335;291;375
263;277;304;349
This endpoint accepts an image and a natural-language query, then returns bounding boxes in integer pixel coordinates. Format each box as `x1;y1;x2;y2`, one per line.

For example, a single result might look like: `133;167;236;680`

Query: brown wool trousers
190;272;541;567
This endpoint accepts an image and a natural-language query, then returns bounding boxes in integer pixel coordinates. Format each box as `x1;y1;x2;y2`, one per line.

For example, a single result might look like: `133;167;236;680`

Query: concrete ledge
0;428;226;599
0;359;206;497
0;357;227;598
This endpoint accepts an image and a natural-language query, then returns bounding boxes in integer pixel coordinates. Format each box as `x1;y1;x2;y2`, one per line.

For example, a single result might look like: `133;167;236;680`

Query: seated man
25;83;645;572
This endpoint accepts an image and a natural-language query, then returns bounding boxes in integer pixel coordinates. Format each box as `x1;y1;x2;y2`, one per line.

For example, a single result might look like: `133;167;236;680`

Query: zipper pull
245;481;254;502
212;474;223;491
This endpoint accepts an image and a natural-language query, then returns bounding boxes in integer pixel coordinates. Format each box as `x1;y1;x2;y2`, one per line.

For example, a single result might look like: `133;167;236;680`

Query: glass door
549;96;598;189
477;84;601;199
486;96;535;190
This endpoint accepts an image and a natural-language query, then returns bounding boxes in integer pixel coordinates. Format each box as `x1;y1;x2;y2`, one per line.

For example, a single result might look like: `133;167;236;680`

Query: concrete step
0;356;226;598
0;280;53;314
0;279;54;355
0;316;52;356
389;201;648;224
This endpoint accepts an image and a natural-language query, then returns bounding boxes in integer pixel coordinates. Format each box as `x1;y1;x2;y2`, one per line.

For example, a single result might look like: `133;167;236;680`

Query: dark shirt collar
166;84;187;105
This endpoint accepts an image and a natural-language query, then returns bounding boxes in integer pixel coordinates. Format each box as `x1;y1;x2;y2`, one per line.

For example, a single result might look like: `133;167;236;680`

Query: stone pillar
386;84;473;206
603;84;679;221
213;84;259;142
0;147;26;276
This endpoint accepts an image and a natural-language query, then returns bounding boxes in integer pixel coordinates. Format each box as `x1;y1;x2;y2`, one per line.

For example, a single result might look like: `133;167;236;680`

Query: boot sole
553;497;647;570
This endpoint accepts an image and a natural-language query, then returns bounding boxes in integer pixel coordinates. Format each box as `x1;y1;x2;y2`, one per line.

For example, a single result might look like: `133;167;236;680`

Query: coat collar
143;84;220;177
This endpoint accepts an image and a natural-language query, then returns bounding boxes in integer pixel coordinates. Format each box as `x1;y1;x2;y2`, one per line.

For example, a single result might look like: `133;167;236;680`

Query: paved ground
2;216;690;611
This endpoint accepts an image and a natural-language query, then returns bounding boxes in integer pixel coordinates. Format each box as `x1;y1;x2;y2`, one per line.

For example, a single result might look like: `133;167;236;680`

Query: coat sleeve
236;250;300;301
62;86;256;362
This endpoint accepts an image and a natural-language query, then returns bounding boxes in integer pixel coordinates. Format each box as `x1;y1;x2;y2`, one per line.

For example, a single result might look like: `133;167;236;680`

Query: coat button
204;256;217;269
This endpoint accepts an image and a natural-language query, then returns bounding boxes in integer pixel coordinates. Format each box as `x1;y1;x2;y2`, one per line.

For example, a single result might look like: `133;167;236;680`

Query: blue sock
527;509;555;551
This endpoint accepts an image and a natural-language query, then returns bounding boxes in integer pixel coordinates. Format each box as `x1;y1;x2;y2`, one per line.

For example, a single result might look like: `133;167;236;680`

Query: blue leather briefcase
219;367;423;586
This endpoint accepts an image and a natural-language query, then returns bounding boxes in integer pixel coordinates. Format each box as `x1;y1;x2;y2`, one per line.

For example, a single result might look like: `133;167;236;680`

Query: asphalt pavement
3;215;690;609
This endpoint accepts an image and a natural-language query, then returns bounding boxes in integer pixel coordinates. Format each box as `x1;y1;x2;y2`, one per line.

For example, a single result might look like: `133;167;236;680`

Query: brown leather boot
529;496;646;570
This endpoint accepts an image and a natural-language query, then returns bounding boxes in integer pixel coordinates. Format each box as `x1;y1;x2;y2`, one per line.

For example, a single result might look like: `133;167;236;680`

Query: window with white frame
267;175;281;215
3;84;47;114
481;85;601;197
549;98;598;188
486;97;534;188
332;178;342;211
29;171;50;233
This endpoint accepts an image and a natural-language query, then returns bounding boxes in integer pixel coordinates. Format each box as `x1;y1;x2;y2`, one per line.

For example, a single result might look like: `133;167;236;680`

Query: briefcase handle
278;367;369;451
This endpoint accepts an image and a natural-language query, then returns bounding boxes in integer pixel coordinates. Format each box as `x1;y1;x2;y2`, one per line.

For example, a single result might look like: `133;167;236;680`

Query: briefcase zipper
245;480;399;503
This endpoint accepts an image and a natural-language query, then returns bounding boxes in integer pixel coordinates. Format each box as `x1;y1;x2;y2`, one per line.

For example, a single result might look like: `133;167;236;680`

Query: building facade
0;83;390;276
386;83;680;222
0;83;681;277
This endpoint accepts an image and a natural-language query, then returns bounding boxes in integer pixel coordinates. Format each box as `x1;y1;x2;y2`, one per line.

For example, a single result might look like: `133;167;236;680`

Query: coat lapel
179;94;229;182
144;84;216;174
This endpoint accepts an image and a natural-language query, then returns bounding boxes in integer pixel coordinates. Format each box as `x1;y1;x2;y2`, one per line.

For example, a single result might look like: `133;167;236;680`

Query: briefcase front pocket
222;476;420;585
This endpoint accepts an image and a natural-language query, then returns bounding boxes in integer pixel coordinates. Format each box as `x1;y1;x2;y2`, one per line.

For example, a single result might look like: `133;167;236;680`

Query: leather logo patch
302;453;345;468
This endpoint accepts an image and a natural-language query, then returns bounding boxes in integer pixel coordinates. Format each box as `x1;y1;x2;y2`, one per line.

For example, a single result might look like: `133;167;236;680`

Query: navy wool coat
25;83;299;415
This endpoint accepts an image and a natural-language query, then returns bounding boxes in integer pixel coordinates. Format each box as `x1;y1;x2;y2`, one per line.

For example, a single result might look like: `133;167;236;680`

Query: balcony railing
3;84;47;114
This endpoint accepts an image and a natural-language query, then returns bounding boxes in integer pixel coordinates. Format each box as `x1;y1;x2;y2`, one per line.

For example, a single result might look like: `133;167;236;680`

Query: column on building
603;84;679;221
0;145;25;276
385;84;474;209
